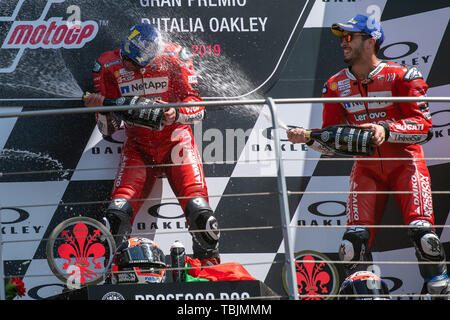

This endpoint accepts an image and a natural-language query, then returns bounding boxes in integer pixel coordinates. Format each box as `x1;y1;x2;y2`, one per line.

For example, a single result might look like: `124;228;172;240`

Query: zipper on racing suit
357;79;384;173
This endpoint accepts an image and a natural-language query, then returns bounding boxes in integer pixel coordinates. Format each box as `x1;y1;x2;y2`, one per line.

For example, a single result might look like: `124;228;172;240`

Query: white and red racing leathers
92;43;208;223
313;61;433;246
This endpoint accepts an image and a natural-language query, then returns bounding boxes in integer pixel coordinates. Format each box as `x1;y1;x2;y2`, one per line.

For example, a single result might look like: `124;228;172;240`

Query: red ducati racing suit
315;61;433;246
92;43;208;223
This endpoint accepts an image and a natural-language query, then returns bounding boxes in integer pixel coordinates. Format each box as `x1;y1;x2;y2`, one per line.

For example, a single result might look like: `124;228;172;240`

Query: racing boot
200;256;221;267
103;197;133;247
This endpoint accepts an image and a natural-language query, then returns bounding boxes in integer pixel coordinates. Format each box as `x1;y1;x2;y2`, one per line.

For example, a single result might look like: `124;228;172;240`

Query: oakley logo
0;0;98;73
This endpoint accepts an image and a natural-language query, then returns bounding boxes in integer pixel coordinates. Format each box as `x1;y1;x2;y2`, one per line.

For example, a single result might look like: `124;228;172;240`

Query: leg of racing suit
165;126;220;265
392;159;449;298
339;163;388;277
107;138;158;246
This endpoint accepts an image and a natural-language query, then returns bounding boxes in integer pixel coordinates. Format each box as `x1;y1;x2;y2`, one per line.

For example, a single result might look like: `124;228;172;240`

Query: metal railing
0;95;449;300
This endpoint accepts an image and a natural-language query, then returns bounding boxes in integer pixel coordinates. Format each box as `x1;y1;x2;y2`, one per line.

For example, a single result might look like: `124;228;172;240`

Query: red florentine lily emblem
57;222;106;285
296;254;330;300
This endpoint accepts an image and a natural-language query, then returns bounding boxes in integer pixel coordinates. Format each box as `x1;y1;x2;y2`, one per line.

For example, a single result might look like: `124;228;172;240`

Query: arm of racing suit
169;47;205;125
305;81;347;155
379;66;433;144
92;57;122;137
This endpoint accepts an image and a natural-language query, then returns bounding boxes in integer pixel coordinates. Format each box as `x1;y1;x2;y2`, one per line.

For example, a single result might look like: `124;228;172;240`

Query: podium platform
48;280;280;300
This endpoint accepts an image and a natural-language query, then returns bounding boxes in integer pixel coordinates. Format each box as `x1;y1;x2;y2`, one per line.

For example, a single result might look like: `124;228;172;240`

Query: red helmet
110;237;166;284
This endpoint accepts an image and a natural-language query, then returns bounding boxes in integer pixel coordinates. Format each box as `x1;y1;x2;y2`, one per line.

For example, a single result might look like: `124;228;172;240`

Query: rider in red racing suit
85;23;220;265
287;14;449;297
320;61;434;241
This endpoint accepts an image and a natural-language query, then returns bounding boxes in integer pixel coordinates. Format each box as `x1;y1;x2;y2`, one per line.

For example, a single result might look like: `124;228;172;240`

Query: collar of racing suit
345;61;387;82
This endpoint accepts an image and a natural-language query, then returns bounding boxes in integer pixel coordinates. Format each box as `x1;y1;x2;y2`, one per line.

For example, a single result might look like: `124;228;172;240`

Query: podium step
47;280;281;300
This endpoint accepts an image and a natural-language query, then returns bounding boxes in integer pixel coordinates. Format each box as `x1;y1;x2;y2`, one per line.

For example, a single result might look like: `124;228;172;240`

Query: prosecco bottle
103;96;138;106
84;92;165;130
305;125;376;156
84;92;135;107
95;94;164;130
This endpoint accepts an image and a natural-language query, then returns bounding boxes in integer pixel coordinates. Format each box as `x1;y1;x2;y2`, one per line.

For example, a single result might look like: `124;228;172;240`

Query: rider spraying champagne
83;23;221;267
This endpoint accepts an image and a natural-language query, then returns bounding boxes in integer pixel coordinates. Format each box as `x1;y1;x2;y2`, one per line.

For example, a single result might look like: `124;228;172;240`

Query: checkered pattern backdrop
0;0;449;299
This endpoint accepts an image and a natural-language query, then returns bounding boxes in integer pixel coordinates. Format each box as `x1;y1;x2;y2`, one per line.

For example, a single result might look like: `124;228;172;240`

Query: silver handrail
0;95;449;300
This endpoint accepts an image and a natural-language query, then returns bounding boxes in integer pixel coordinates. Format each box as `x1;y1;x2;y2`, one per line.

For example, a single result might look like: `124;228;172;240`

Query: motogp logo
0;0;98;73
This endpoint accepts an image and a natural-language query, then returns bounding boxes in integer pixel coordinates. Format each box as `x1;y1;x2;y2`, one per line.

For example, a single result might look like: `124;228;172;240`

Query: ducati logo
0;0;98;73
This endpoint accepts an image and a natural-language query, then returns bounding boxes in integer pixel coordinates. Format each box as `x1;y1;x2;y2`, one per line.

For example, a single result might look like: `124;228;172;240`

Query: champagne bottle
83;92;134;107
305;125;376;156
83;92;164;130
103;96;134;106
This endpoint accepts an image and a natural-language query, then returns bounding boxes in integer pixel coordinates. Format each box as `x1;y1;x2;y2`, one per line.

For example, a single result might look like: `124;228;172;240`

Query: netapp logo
120;77;169;96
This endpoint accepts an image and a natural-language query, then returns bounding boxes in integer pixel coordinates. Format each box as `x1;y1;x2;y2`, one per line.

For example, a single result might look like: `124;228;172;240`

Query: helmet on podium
339;271;390;300
110;237;166;284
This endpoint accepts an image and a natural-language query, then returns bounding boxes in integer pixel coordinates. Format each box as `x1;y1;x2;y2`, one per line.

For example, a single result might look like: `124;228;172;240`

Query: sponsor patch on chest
119;77;169;96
